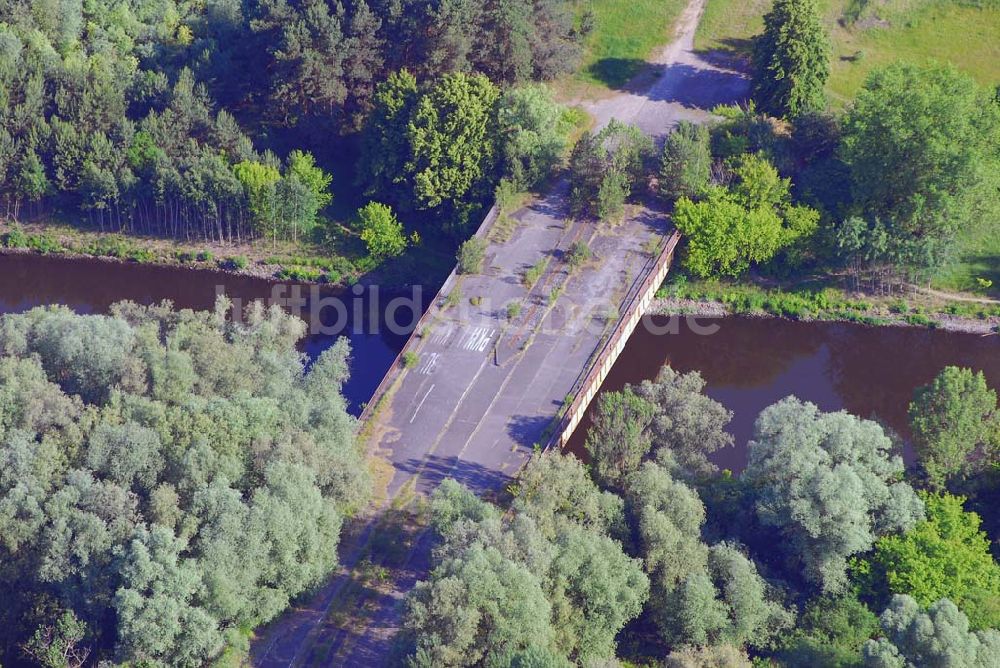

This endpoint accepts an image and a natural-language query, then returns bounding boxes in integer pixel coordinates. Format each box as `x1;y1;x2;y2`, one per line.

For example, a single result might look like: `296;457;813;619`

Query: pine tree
752;0;831;118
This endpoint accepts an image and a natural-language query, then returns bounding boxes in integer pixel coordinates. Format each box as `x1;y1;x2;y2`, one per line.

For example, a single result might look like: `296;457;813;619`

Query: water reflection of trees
824;324;1000;443
646;316;825;389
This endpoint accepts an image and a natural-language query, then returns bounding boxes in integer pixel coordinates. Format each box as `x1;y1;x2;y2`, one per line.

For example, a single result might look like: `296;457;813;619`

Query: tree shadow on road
506;414;553;447
587;55;749;112
693;37;755;70
396;454;512;495
645;62;749;109
585;58;660;91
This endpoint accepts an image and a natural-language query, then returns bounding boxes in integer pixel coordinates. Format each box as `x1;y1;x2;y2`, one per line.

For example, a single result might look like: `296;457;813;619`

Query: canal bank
0;252;425;414
565;314;1000;472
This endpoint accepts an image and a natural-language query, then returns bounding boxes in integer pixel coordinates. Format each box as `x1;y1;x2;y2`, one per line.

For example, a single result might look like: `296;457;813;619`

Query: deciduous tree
743;397;924;593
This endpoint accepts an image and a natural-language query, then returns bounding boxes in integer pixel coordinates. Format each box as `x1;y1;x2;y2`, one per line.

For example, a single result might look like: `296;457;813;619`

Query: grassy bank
694;0;1000;299
657;277;1000;330
0;219;370;283
0;218;463;287
567;0;688;93
694;0;1000;104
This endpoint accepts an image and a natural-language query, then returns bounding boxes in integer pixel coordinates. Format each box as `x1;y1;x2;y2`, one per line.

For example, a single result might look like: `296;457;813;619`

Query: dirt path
910;285;1000;305
583;0;749;137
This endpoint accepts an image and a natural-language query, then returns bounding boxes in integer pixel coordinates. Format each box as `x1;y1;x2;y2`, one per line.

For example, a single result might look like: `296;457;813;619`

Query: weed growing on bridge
567;241;592;269
401;351;420;368
444;287;463;309
458;237;487;274
523;259;549;289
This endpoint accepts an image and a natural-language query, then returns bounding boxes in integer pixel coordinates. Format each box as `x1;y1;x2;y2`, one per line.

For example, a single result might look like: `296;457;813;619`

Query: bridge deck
370;187;671;498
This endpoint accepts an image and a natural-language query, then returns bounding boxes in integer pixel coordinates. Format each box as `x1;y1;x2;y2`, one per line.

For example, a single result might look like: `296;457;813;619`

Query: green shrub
401;351;420;368
3;227;29;248
566;241;591;269
126;248;157;263
277;266;324;282
444;287;462;309
506;301;522;319
84;235;132;258
26;233;63;254
223;255;249;270
458;237;488;274
494;178;524;213
905;313;936;328
197;250;213;262
522;259;547;289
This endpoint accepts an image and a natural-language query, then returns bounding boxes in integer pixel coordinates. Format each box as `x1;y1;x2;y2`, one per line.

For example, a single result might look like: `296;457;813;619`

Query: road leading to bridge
251;1;748;664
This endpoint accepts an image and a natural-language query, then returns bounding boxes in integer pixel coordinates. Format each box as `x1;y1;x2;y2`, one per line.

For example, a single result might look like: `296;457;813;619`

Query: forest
0;0;588;245
399;365;1000;666
0;299;368;665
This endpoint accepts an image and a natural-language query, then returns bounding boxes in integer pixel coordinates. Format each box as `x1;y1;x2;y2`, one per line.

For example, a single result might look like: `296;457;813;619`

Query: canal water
4;254;998;466
567;315;1000;472
0;253;420;414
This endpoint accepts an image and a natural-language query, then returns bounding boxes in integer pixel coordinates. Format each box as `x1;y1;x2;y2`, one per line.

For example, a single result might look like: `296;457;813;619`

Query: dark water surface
568;315;1000;472
0;253;419;414
5;253;999;458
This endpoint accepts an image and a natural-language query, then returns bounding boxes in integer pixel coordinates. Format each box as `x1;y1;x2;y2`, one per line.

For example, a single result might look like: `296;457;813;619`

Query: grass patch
401;351;420;369
695;0;768;59
566;240;592;269
522;258;549;289
572;0;689;91
660;276;1000;324
933;214;1000;297
695;0;1000;104
443;286;463;309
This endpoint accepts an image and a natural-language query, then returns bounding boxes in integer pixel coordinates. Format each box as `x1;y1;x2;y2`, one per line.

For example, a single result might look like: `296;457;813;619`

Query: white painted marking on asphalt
460;327;484;350
419;352;439;375
473;328;496;352
410;384;435;424
431;325;454;345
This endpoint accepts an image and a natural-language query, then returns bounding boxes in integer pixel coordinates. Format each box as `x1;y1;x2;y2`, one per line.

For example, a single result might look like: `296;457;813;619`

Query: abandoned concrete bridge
362;199;680;499
250;0;748;662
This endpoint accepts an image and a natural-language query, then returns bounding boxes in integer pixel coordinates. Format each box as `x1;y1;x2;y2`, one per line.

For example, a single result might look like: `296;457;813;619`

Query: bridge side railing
544;230;681;450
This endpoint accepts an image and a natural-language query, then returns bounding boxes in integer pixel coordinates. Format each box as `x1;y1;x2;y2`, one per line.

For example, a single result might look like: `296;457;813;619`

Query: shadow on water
0;253;431;414
566;316;1000;473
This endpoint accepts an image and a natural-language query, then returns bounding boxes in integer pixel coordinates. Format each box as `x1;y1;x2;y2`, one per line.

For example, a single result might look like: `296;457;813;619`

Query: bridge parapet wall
546;231;680;450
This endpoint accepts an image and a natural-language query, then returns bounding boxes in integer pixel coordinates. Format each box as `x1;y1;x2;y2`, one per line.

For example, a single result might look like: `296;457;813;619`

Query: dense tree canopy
863;596;1000;668
0;0;587;241
402;454;647;666
908;366;999;488
744;397;924;593
840;62;1000;274
673;154;818;278
568;120;654;221
868;493;1000;630
659;121;712;202
0;300;365;665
